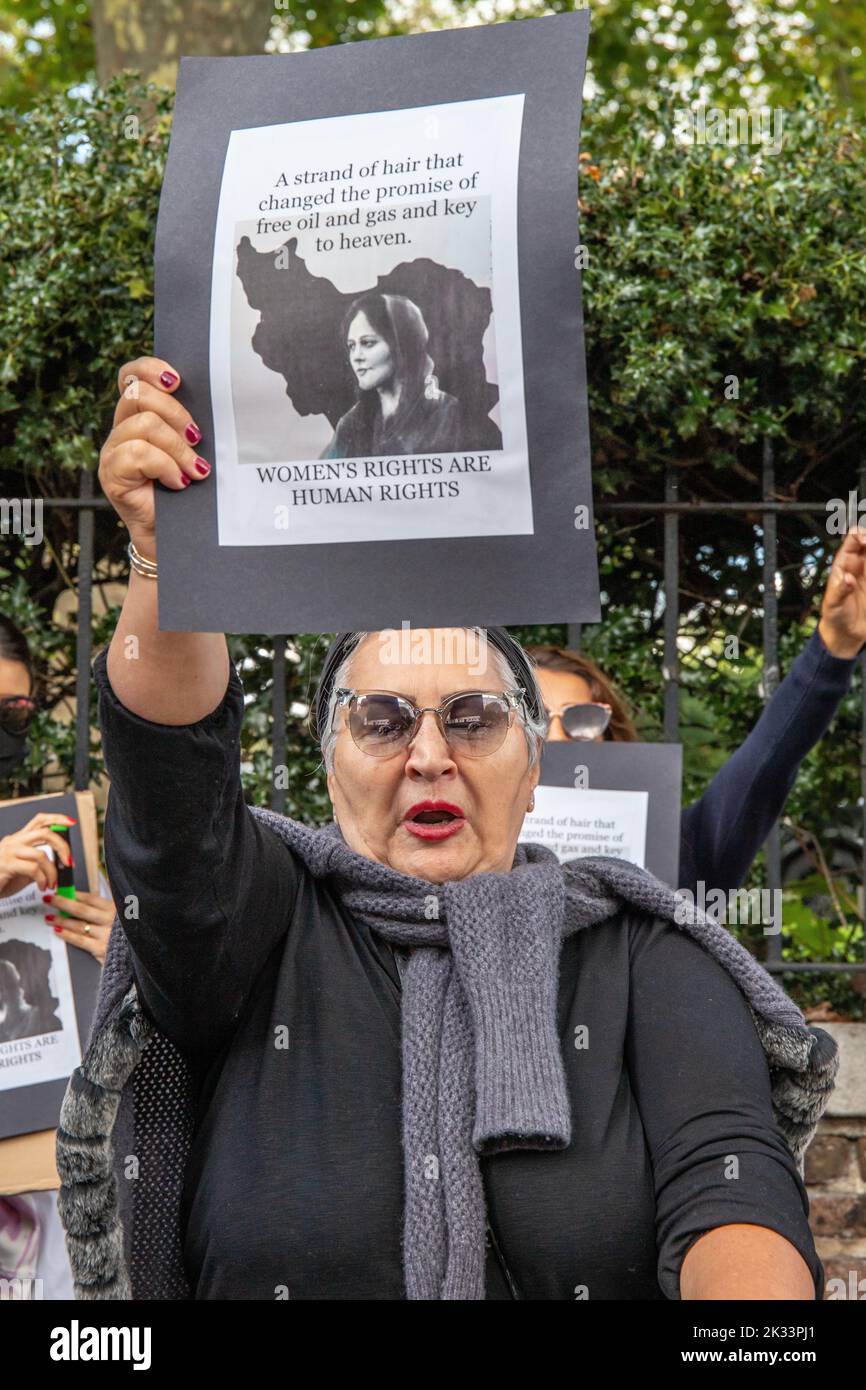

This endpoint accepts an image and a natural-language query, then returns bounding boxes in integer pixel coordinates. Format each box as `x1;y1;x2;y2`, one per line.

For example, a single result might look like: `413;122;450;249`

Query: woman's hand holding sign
98;356;229;727
98;357;211;551
43;885;117;965
0;811;75;898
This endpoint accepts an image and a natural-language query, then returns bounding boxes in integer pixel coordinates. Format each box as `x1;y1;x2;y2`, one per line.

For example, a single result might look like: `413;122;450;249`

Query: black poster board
0;793;100;1141
520;741;683;887
152;11;599;633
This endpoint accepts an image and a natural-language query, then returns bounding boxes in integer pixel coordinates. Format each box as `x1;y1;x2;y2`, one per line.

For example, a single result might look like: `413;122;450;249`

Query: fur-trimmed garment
56;817;839;1300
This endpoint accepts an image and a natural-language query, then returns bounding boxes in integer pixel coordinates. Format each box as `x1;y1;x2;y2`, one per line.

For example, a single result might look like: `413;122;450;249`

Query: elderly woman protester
56;357;837;1302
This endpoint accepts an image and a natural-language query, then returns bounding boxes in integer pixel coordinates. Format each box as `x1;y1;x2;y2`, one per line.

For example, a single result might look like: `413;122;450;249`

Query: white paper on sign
0;859;83;1093
519;785;649;867
210;94;531;546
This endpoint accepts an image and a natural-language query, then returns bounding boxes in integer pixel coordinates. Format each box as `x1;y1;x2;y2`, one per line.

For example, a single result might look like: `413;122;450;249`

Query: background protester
530;529;866;895
0;614;114;962
0;612;114;1300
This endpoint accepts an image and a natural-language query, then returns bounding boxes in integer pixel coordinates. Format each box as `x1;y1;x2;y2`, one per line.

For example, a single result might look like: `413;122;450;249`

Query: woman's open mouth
402;800;467;841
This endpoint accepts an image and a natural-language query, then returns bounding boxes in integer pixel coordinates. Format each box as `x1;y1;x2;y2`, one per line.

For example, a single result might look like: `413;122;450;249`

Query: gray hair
320;629;547;773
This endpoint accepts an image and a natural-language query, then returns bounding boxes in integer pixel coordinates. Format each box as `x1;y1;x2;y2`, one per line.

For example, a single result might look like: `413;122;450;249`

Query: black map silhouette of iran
236;236;503;451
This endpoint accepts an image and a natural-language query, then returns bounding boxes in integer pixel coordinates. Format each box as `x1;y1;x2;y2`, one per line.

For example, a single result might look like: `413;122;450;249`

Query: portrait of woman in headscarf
320;291;463;459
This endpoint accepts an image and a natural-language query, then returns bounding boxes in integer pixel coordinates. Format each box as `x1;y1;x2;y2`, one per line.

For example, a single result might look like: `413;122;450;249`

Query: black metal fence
48;455;865;979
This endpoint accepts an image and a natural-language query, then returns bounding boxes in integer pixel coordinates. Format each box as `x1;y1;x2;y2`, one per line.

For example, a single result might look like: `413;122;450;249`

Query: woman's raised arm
99;355;228;725
94;354;300;1056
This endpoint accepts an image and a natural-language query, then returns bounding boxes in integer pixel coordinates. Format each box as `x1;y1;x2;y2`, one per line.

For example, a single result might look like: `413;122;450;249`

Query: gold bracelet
128;539;158;578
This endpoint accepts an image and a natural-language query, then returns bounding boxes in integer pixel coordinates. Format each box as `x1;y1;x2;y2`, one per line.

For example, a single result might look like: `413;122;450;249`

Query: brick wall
805;1024;866;1301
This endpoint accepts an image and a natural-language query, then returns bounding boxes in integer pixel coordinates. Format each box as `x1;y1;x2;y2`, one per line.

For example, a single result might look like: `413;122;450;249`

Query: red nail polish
42;894;53;903
180;474;191;487
185;423;202;444
45;913;55;922
194;458;211;476
160;370;178;388
53;925;63;934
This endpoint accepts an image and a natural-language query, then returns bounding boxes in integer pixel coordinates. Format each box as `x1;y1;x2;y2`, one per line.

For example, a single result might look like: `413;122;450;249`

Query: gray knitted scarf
57;809;839;1301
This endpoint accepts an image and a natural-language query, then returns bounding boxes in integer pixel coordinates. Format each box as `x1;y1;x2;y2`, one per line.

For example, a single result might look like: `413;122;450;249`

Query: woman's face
536;667;604;742
347;312;394;391
326;630;540;883
0;658;30;702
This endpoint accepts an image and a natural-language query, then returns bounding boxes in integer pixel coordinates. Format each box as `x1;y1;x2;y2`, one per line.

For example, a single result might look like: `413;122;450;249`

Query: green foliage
270;0;389;50
0;75;173;480
581;81;865;503
562;0;866;127
1;69;864;1011
4;0;865;123
0;0;96;112
225;632;335;827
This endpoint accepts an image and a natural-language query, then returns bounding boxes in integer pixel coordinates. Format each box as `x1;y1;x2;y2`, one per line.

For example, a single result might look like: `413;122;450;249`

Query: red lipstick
402;799;467;841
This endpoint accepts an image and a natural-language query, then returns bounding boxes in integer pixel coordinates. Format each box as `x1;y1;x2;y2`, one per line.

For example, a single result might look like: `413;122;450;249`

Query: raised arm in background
679;526;866;894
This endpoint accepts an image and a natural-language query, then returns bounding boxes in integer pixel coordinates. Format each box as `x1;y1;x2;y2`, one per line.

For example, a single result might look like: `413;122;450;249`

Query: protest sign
152;12;597;632
0;792;101;1145
520;740;683;886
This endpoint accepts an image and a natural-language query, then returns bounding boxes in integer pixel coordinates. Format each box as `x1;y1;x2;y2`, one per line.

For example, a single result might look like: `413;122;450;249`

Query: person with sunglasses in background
0;612;116;1300
529;525;866;896
0;615;116;961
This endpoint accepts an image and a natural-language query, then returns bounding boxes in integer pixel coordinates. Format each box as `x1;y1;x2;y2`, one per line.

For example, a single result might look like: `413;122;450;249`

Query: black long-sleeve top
93;646;824;1301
